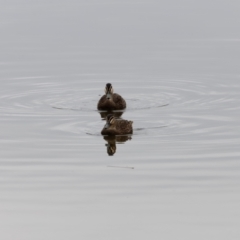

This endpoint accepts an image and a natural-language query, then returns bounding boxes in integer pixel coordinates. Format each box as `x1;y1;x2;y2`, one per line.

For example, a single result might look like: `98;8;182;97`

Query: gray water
1;1;240;239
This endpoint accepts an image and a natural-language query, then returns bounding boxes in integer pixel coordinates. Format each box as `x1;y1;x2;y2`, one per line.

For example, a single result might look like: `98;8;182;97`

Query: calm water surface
1;1;240;239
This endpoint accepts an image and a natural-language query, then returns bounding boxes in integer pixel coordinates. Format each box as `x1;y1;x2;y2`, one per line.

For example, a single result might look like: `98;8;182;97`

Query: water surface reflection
98;110;124;119
103;135;132;156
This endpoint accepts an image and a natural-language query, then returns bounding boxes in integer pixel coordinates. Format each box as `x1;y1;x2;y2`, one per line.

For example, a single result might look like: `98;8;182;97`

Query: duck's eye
111;88;114;93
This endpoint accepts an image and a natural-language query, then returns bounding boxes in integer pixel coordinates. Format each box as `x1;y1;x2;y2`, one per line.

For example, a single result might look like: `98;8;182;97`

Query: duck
97;83;126;111
101;114;133;135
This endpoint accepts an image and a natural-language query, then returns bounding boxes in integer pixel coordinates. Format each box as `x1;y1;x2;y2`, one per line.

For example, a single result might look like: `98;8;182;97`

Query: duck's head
105;83;114;100
104;114;116;129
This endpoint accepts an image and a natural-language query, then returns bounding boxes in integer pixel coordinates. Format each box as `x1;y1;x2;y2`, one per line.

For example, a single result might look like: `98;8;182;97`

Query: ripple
50;97;169;112
0;76;239;141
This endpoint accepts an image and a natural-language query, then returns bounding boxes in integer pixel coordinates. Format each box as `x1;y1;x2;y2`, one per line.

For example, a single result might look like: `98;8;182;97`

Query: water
1;1;240;239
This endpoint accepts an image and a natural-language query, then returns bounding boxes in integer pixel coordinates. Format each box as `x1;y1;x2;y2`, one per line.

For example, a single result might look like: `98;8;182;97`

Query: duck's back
115;119;133;134
101;119;133;135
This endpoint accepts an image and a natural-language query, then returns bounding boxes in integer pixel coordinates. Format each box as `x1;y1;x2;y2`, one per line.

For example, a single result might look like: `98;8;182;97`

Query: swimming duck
101;114;133;135
97;83;126;111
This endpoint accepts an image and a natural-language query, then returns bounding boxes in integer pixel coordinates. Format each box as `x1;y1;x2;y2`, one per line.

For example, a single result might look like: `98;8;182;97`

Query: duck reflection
103;135;132;156
98;110;124;119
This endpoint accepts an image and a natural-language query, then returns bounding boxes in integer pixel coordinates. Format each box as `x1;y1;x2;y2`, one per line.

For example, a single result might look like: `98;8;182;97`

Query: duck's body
101;114;133;135
97;83;126;111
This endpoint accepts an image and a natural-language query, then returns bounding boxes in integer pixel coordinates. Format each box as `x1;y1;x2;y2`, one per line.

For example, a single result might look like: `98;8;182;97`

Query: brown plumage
101;114;133;135
97;83;126;111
